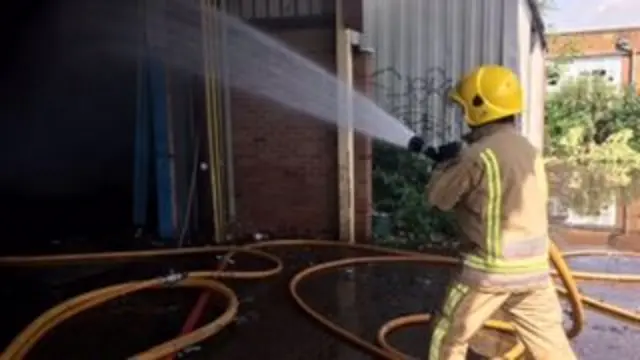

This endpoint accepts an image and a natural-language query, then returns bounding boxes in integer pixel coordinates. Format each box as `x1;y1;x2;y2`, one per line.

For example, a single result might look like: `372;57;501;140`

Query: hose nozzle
407;136;429;154
407;136;427;154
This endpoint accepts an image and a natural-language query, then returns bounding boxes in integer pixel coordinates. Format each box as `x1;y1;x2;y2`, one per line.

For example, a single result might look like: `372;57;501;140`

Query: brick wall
230;27;372;240
548;27;640;88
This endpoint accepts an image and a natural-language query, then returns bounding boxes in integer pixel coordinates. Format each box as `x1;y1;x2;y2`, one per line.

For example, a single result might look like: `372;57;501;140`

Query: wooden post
335;5;360;360
336;0;356;244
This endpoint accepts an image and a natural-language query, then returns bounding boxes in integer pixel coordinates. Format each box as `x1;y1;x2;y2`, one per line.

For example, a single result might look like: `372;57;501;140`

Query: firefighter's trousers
428;281;577;360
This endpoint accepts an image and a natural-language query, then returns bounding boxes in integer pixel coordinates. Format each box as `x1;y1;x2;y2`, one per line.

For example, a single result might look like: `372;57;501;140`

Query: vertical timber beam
335;5;361;356
336;0;356;243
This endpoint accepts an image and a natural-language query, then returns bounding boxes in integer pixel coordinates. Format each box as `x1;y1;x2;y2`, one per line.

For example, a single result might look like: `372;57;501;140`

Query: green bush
369;70;460;251
372;141;459;249
545;74;640;215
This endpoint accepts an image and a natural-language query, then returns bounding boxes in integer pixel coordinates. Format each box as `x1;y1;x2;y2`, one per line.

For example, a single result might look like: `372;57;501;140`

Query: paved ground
560;244;640;360
1;239;638;359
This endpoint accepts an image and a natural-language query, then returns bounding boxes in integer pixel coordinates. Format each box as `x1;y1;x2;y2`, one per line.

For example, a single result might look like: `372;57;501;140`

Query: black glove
406;136;463;163
425;141;463;163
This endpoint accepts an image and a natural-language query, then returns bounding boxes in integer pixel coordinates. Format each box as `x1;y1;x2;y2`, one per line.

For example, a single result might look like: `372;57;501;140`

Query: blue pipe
148;57;176;240
132;0;176;242
132;57;151;228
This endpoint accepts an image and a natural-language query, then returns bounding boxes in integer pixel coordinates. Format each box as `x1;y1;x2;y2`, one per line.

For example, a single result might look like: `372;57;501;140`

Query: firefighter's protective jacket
427;123;551;292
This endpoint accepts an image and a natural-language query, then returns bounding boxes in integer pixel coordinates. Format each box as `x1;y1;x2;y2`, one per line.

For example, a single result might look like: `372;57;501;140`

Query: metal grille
222;0;335;20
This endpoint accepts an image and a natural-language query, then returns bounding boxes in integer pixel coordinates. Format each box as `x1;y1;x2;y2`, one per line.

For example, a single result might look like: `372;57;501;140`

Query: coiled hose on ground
0;240;638;359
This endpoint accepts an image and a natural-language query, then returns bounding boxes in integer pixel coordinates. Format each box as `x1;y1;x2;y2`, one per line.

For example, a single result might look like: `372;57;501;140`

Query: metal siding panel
364;0;525;145
224;0;330;19
254;0;268;18
281;0;296;17
503;0;519;70
309;0;321;14
240;0;254;18
296;0;311;16
268;0;281;17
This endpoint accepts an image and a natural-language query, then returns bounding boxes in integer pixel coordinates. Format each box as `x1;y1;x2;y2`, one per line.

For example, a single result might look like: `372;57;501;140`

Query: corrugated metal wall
362;0;545;146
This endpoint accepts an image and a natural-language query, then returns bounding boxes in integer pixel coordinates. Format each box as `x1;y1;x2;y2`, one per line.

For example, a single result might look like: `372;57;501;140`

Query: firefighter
424;65;576;360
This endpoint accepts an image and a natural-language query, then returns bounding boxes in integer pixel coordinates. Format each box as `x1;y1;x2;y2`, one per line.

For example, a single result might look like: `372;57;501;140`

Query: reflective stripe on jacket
426;123;551;292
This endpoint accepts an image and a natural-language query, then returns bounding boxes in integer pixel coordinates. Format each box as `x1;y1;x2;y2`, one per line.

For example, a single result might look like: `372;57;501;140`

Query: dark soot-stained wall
0;0;138;248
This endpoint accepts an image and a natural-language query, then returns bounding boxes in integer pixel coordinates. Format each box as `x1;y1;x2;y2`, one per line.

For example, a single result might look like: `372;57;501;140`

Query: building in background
548;26;639;90
547;26;640;245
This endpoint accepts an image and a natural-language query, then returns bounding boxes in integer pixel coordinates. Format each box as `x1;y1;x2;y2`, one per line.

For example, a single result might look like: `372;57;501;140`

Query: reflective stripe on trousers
428;282;577;360
429;282;471;360
459;266;551;292
468;149;549;274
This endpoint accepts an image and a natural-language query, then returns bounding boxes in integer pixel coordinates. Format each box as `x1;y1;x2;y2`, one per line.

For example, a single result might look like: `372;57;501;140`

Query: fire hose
0;240;638;360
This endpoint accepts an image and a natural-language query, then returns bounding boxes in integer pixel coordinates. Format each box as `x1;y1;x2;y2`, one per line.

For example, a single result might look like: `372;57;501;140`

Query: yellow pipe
1;278;238;360
0;240;638;359
200;0;219;239
208;0;226;242
206;0;226;242
206;1;220;238
214;2;228;241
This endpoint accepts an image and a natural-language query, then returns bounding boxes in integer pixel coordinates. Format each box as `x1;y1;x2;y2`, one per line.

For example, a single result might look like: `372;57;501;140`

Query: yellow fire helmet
449;65;523;127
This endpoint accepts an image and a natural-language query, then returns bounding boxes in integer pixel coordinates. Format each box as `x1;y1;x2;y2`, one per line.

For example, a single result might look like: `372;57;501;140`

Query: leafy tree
372;142;458;250
545;72;640;215
541;4;640;217
545;74;620;152
607;88;640;151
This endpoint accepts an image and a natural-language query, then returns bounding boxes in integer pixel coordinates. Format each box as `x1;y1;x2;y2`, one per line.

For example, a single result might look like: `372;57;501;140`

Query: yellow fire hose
0;240;638;359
